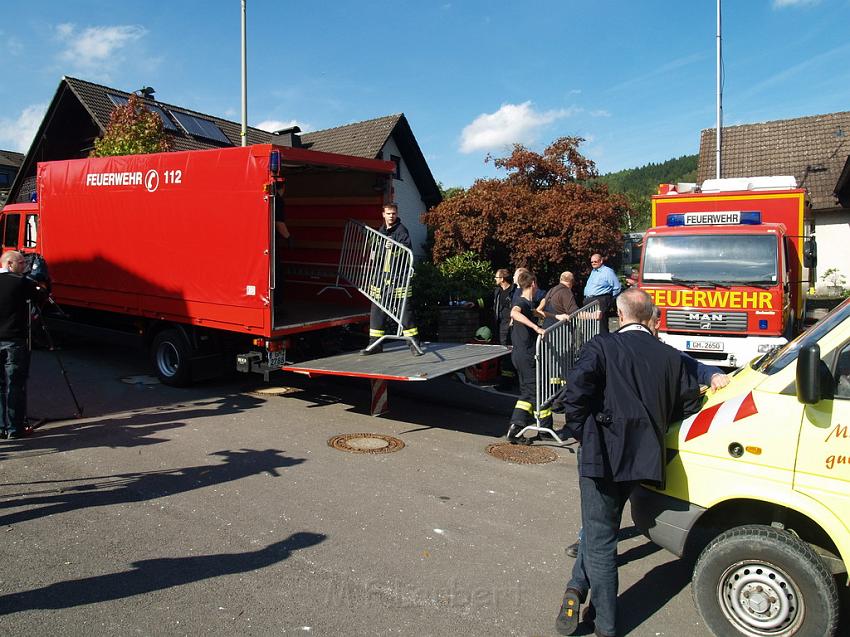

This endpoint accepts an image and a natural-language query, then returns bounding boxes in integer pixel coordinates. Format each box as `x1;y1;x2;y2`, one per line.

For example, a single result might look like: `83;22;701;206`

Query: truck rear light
252;338;264;347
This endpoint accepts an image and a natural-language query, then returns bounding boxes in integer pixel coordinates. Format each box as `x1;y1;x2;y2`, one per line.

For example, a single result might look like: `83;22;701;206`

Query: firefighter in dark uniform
360;203;423;356
506;269;551;444
493;268;517;389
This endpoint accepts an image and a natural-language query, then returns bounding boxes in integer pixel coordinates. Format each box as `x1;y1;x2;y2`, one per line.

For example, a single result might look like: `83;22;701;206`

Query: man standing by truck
361;203;423;356
583;254;621;334
0;251;46;439
552;288;701;637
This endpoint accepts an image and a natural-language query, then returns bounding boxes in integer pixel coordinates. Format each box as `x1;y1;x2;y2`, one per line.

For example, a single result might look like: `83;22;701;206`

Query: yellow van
631;296;850;636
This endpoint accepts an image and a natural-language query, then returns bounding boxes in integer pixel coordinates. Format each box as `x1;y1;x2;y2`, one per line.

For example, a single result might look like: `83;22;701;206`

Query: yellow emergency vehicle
631;296;850;637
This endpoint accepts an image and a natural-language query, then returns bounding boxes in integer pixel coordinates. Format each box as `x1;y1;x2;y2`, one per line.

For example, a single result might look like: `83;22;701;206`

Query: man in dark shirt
552;288;702;637
0;251;46;439
493;268;517;389
360;203;422;356
506;269;547;443
537;271;579;328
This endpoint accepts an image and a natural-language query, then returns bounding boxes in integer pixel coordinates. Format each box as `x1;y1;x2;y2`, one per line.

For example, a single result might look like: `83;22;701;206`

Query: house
8;76;440;256
0;149;24;208
698;112;850;290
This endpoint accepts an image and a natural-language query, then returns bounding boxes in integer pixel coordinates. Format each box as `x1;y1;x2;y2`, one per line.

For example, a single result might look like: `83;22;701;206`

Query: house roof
0;150;24;169
698;111;850;210
9;76;441;207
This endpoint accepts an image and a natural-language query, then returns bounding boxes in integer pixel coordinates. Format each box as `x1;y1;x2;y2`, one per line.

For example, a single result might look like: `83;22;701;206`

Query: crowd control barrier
513;299;602;445
319;219;419;353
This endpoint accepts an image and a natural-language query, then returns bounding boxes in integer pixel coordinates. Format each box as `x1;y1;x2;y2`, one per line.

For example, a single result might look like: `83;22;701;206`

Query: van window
24;215;38;248
835;343;850;400
2;214;20;248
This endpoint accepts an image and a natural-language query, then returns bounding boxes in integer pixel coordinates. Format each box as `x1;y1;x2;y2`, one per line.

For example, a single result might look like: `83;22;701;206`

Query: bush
412;252;493;339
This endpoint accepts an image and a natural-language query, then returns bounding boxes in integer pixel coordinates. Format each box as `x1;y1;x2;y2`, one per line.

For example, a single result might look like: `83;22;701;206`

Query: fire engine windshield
642;234;778;284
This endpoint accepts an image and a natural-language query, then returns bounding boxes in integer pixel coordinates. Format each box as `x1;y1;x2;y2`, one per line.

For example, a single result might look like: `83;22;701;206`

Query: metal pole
716;0;722;179
241;0;248;147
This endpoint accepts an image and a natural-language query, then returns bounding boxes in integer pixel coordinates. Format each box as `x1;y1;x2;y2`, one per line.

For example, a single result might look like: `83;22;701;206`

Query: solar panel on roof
106;93;178;131
169;110;231;144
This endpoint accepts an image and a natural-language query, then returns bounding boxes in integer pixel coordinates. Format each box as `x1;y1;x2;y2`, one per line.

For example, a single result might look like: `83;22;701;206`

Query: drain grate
328;433;405;454
486;442;559;464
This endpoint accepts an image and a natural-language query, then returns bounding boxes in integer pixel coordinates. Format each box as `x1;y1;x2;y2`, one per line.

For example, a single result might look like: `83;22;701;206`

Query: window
24;215;38;248
835;342;850;400
391;154;402;180
0;172;10;186
3;214;20;248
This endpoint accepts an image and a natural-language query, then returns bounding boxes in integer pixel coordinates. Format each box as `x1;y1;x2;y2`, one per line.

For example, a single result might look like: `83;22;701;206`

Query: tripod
29;298;84;421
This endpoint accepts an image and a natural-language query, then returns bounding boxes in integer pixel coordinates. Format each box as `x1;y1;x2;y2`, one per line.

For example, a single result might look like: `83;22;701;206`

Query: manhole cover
328;433;405;454
249;386;298;397
486;442;559;464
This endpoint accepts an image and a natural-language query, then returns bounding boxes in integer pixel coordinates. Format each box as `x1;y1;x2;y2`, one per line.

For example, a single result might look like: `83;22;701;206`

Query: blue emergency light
29;192;37;203
269;150;281;177
665;210;762;226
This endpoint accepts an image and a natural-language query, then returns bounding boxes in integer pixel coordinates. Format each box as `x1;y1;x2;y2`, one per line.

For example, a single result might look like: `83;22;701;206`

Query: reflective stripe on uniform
402;327;419;337
514;400;533;414
369;329;385;337
536;408;553;419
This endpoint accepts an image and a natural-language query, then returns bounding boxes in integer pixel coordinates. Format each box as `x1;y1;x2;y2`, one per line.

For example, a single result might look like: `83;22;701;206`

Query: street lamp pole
241;0;248;147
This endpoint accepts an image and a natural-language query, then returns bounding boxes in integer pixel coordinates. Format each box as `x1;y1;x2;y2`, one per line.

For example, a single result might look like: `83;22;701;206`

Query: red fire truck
0;144;395;384
640;176;816;368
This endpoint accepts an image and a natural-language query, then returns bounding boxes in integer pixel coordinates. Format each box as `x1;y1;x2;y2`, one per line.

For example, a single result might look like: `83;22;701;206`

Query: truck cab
641;178;811;368
631;296;850;636
1;202;40;258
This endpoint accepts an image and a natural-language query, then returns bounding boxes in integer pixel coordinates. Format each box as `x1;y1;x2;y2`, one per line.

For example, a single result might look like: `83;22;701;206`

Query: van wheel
692;525;839;637
151;329;191;386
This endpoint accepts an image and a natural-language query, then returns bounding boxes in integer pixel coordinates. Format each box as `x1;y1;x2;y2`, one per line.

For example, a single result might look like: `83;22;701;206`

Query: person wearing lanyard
583;254;621;334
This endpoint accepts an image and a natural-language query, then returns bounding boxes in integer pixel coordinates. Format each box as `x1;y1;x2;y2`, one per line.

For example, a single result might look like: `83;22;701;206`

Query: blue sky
3;0;850;187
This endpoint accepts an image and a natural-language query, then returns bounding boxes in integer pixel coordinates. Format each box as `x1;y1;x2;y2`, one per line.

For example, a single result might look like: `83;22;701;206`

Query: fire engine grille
666;309;748;332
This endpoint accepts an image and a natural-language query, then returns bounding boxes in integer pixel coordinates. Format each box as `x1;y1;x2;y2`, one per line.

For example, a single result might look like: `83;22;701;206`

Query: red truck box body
27;144;394;338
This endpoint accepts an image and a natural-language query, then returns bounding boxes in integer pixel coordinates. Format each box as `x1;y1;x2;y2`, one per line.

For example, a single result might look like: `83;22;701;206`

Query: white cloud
773;0;820;7
0;103;48;153
459;101;574;154
56;24;147;74
590;110;611;118
255;119;310;133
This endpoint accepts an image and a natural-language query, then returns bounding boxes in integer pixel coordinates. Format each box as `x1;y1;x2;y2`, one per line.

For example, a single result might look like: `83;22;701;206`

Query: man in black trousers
0;251;46;439
552;288;702;637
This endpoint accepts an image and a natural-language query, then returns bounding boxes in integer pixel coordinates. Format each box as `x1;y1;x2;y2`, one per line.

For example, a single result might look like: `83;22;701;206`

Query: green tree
91;93;171;157
422;137;627;285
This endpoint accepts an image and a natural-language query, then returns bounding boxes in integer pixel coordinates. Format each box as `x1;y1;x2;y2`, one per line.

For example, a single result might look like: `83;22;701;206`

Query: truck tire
692;524;839;637
151;329;192;386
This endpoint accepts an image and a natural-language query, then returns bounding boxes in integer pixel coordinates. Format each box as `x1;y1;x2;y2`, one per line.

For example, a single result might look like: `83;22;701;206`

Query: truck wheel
151;329;191;386
692;525;839;637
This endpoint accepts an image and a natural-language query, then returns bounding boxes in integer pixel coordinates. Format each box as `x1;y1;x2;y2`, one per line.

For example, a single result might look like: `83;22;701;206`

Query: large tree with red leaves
422;137;628;285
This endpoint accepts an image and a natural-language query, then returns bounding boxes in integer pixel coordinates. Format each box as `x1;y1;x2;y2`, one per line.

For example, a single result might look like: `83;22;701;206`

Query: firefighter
361;203;423;356
506;269;549;444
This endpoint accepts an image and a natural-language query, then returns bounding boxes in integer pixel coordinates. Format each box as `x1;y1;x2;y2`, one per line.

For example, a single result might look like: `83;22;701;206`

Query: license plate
686;340;724;352
268;350;286;368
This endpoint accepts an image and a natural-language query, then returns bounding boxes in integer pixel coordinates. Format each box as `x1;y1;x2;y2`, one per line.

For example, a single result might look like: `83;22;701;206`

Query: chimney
272;125;302;148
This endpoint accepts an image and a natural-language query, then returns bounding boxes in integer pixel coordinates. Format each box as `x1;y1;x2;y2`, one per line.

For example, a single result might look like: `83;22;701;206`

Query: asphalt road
0;336;760;635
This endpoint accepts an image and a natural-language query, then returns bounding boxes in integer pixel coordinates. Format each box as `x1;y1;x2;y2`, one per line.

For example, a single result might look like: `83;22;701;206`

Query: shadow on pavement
0;531;326;614
616;553;695;634
2;393;267;461
0;448;304;526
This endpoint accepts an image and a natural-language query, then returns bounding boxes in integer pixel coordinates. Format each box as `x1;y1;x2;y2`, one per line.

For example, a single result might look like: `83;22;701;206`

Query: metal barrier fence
319;219;417;350
516;299;602;444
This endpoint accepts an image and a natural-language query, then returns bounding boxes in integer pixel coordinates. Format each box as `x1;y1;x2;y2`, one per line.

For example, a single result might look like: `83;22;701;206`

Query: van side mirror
796;344;821;404
803;239;817;269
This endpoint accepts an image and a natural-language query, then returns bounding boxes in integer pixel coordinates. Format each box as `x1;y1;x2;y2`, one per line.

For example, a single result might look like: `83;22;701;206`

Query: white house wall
382;136;428;259
814;209;850;290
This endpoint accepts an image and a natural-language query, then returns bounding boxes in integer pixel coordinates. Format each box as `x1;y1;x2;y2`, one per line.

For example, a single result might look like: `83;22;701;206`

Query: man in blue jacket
552;288;702;637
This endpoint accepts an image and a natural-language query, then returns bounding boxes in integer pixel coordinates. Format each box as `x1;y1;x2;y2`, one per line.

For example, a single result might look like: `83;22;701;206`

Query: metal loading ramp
283;342;509;415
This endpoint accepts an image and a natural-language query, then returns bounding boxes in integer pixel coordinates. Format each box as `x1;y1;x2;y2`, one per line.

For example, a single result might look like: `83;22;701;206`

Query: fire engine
640;176;817;368
0;144;396;385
